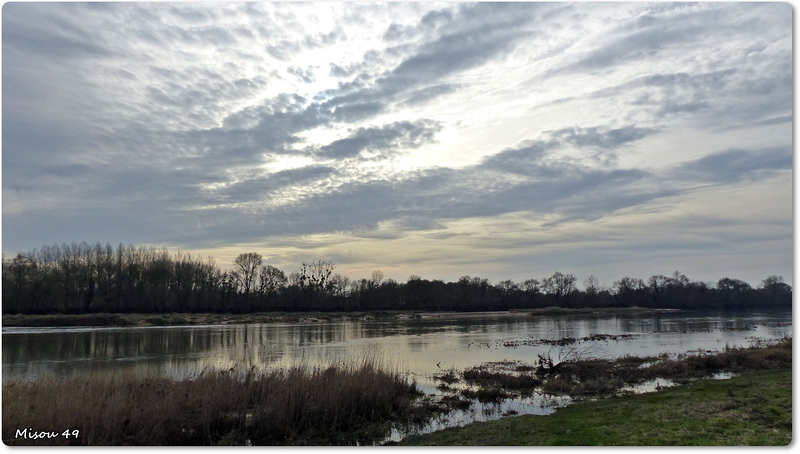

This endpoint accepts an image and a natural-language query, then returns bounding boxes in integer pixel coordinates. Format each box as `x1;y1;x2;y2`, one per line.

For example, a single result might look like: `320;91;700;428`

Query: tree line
2;242;792;315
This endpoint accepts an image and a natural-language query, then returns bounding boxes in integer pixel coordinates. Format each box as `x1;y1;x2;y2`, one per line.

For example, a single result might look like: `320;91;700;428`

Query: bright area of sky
1;2;793;288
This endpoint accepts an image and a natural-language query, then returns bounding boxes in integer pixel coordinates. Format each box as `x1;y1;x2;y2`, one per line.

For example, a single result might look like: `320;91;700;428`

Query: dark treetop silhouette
2;242;791;315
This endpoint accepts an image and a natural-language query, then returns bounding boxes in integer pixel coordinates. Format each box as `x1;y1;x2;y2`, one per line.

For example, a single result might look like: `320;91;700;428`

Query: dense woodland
2;242;792;315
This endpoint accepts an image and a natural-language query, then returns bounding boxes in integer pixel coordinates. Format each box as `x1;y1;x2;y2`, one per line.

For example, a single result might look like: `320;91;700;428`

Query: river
2;309;791;441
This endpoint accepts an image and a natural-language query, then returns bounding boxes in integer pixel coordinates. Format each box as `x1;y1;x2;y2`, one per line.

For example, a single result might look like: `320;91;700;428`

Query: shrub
462;367;542;390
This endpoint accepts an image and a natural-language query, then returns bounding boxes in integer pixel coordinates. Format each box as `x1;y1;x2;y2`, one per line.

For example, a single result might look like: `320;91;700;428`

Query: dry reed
3;358;420;446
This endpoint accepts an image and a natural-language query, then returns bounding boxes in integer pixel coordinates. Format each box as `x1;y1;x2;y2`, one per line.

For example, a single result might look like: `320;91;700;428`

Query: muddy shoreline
2;307;673;328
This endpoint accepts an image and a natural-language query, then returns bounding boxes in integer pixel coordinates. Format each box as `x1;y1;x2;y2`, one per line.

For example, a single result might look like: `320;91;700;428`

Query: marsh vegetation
433;336;791;401
3;358;423;446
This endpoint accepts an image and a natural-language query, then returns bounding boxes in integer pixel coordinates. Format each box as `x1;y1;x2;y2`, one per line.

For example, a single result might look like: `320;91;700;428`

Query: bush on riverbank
3;359;422;446
448;336;792;400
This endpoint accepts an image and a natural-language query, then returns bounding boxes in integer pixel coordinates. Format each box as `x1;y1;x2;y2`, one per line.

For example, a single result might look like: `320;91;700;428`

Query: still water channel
2;309;792;441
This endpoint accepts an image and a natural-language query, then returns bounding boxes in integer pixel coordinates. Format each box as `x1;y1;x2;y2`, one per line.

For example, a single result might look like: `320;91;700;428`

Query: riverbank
399;368;791;445
2;307;671;328
399;336;792;445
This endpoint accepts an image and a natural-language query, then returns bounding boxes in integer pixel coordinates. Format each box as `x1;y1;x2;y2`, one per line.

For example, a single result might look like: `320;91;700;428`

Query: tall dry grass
3;357;421;446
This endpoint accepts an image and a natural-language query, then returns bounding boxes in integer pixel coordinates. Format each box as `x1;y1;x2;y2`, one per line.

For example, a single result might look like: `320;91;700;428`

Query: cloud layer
2;2;792;286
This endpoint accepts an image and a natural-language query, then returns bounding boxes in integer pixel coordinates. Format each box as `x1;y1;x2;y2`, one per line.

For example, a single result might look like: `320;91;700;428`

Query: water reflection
384;392;573;444
3;310;791;383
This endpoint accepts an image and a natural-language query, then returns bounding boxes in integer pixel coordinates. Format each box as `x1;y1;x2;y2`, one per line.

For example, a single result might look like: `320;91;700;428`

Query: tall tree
233;252;262;296
257;264;287;306
543;271;577;299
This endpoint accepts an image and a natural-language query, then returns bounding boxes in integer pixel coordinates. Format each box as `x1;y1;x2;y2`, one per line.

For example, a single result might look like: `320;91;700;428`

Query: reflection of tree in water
3;311;793;383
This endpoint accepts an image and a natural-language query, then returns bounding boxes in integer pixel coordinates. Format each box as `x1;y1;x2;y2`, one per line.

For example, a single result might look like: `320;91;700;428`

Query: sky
2;2;793;288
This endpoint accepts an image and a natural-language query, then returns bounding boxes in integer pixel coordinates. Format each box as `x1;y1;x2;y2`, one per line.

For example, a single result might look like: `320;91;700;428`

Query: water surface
4;309;791;383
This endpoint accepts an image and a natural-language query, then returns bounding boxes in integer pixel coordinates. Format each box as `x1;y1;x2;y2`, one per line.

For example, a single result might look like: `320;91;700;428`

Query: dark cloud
548;125;659;149
320;3;545;123
673;147;792;184
330;102;386;123
236;159;660;242
387;28;522;84
165;144;666;245
480;140;553;176
481;125;658;176
195;93;330;163
543;5;749;78
215;165;337;204
316;120;441;159
400;84;461;107
2;3;112;60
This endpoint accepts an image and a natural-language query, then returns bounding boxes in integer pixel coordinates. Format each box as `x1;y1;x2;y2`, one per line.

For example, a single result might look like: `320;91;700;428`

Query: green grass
400;369;791;446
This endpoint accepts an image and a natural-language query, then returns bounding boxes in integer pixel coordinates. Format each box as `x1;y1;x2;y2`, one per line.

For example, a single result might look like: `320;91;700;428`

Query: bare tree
543;271;577;298
327;273;351;298
613;276;644;295
669;271;690;288
584;275;600;294
257;265;286;303
497;279;518;295
299;260;336;295
522;278;540;294
369;270;385;289
233;252;262;295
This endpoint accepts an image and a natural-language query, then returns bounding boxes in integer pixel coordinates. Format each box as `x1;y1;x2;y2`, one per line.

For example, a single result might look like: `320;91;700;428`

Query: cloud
191;93;330;165
315;120;441;159
1;3;791;286
480;124;659;175
480;140;553;176
2;3;113;60
672;147;792;184
224;153;663;243
212;165;337;205
543;3;776;79
548;125;659;150
320;3;546;122
400;83;461;107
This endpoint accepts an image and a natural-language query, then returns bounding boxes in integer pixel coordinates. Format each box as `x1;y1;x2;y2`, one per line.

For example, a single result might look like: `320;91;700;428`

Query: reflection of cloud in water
3;310;792;383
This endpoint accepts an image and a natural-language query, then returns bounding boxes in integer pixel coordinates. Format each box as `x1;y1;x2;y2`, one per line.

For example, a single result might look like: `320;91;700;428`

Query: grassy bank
3;359;423;446
400;368;791;446
403;337;792;446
